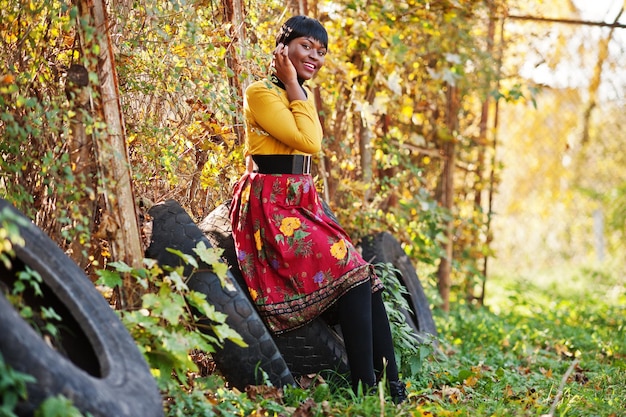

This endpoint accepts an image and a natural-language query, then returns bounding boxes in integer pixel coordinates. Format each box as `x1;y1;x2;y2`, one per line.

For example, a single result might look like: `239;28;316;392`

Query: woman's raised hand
272;43;297;84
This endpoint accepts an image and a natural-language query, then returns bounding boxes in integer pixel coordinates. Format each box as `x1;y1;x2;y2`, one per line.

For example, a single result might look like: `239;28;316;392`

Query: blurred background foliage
1;0;624;309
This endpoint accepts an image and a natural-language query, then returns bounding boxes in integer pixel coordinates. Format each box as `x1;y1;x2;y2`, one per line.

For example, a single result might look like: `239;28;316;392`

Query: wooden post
76;0;143;308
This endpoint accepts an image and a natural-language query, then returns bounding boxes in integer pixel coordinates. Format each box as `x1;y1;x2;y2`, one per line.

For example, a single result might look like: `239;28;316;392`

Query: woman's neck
270;74;307;98
271;74;305;89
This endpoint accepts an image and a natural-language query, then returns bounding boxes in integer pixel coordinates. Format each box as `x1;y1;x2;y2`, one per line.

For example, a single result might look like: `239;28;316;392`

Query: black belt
251;154;312;175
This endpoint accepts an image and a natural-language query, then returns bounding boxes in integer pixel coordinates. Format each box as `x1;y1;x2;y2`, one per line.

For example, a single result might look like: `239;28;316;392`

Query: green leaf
19;305;33;319
34;395;85;417
166;248;198;269
160;294;185;324
108;261;133;273
95;269;123;289
211;323;247;347
11;280;25;294
457;368;474;382
192;241;223;266
167;270;189;292
44;323;59;338
212;262;230;284
192;241;234;291
161;331;195;362
142;293;162;310
40;306;61;322
123;309;156;329
17;267;43;296
188;293;228;324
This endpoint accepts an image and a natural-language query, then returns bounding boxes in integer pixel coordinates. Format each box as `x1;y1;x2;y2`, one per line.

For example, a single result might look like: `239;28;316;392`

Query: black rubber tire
359;231;438;340
198;200;350;380
146;199;295;390
272;320;349;381
0;199;163;417
197;201;243;289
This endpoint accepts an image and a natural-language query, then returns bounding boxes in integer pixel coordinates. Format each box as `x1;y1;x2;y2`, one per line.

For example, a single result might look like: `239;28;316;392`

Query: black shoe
389;380;408;404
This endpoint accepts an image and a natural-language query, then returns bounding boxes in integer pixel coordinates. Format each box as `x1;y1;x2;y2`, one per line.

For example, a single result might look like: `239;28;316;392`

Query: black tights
337;282;399;392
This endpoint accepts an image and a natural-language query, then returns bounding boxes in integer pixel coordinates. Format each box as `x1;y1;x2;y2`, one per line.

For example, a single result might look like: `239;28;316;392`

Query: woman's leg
371;290;407;403
337;282;375;392
371;290;398;381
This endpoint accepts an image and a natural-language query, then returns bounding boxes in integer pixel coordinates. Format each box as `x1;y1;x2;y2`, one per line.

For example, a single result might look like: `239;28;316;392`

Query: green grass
408;265;626;417
4;262;623;416
171;263;625;416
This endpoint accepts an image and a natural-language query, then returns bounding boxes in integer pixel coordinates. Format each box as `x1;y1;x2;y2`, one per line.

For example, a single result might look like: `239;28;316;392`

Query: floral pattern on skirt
230;172;383;334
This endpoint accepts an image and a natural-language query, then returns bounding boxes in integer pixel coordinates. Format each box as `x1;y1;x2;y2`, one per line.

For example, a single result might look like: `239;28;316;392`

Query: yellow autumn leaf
401;104;413;119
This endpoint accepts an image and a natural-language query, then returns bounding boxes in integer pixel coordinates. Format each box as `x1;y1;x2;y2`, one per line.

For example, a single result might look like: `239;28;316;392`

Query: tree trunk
580;6;622;147
65;64;97;271
222;0;247;146
313;87;332;203
480;16;506;306
359;116;373;201
471;5;497;305
359;69;377;202
436;85;459;312
290;0;312;15
76;0;143;308
324;82;350;202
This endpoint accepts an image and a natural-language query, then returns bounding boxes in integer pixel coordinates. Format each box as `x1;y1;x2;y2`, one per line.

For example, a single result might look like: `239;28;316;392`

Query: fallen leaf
245;385;283;402
292;398;316;417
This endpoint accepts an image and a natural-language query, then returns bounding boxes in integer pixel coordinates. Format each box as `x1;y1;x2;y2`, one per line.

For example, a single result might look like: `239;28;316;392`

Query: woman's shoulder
246;78;281;95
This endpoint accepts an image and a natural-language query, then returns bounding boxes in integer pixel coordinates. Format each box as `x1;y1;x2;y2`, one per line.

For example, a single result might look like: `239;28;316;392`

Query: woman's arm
273;42;306;102
246;83;322;154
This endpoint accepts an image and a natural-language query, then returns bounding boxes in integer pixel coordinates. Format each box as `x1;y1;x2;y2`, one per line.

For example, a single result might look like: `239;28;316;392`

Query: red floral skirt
230;172;383;334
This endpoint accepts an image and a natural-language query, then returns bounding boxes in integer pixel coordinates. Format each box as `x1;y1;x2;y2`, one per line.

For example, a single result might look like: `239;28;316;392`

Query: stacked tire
146;200;296;390
0;199;163;417
147;199;437;388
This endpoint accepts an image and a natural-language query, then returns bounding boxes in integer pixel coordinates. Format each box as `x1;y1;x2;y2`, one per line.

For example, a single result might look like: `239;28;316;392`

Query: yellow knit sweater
243;79;323;156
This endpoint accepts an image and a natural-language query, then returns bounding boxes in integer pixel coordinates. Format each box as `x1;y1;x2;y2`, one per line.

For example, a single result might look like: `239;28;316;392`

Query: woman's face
287;36;327;80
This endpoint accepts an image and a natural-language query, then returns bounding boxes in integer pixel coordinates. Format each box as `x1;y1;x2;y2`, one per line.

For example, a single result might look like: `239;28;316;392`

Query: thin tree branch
543;359;580;417
508;14;626;29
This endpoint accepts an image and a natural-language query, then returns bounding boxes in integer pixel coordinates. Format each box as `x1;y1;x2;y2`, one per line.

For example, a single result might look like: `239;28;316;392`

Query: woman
230;15;407;403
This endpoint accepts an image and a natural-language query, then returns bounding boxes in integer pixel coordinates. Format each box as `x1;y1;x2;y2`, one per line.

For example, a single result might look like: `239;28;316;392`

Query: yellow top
243;79;323;156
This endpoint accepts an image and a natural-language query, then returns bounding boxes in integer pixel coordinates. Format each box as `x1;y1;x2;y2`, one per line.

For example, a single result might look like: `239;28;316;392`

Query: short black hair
275;15;328;50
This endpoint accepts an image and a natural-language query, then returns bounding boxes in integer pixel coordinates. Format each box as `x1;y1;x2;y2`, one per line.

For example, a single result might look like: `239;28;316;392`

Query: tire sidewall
0;199;163;417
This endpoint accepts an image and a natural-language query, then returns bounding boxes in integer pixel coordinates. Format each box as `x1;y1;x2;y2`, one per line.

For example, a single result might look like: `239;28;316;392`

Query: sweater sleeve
246;83;323;154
